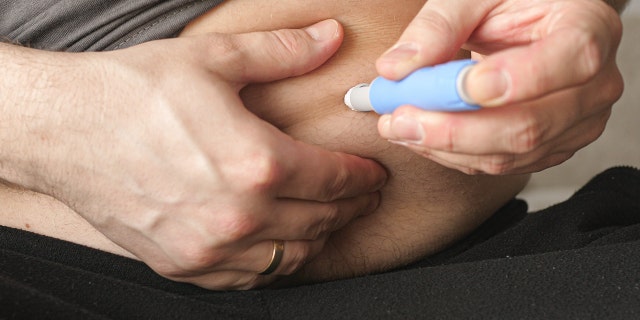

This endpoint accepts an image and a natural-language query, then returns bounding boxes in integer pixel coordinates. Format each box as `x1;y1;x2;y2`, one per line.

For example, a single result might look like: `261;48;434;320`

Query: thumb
376;0;496;80
210;19;344;85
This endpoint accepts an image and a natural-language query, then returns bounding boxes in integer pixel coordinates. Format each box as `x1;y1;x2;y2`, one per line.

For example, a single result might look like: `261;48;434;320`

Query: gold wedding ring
259;240;285;275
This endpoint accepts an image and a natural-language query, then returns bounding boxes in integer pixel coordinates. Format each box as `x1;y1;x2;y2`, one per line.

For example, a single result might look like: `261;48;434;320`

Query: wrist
0;44;41;188
0;44;98;192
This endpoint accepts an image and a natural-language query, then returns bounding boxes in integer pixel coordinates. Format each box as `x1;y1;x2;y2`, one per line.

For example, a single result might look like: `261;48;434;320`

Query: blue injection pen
344;59;480;114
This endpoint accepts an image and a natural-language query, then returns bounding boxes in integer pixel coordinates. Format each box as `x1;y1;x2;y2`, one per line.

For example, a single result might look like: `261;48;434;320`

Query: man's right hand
0;19;387;290
375;0;624;175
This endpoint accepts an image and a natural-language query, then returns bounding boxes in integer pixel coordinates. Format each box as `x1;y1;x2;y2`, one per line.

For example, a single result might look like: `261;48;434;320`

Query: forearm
0;43;94;191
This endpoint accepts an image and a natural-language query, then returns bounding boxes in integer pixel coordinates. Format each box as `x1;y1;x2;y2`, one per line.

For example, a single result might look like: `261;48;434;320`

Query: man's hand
0;19;386;290
375;0;624;174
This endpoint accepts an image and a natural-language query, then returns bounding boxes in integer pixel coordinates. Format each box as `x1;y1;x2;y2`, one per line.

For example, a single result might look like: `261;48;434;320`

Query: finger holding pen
371;0;624;175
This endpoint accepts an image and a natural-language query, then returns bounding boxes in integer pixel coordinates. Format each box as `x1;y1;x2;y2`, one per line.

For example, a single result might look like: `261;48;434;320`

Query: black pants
2;166;640;319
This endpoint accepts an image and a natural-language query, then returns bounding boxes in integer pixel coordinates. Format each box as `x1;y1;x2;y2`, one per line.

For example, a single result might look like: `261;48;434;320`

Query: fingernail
391;115;424;143
468;67;510;106
378;42;420;77
305;19;339;42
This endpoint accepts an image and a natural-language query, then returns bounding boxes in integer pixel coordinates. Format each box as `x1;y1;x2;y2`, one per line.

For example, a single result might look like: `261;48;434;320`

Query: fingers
207;19;344;85
378;64;618;175
376;0;498;79
379;104;561;156
377;0;622;108
174;238;327;290
380;55;622;155
221;118;387;201
383;103;611;175
465;28;619;106
463;0;622;106
252;238;326;276
267;192;381;241
206;238;320;274
203;169;381;281
275;139;388;201
200;182;382;283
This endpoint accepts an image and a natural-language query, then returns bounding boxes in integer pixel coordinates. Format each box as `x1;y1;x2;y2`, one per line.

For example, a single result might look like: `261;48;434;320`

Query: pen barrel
369;59;480;114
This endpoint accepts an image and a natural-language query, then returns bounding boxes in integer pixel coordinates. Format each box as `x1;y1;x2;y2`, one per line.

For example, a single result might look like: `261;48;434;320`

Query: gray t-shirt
0;0;224;51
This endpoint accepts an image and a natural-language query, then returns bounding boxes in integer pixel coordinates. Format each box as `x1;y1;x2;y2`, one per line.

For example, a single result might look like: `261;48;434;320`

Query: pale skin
0;21;389;290
11;0;627;289
0;0;528;289
377;0;627;174
181;0;531;284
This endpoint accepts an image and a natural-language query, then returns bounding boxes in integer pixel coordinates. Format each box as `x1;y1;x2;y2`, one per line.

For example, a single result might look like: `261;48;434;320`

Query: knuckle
604;69;624;103
304;203;340;240
508;113;546;154
282;245;310;275
164;245;224;276
180;249;220;271
322;164;350;201
314;203;341;237
480;155;517;175
241;151;283;193
583;111;610;145
576;31;603;82
216;211;260;243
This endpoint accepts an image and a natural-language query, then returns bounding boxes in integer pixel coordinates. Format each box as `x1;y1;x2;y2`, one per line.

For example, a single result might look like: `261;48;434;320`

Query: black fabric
2;2;640;318
2;166;640;319
415;165;640;267
0;0;224;51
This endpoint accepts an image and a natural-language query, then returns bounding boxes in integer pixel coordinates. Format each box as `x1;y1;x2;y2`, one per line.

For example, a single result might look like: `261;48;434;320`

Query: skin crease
0;0;528;285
